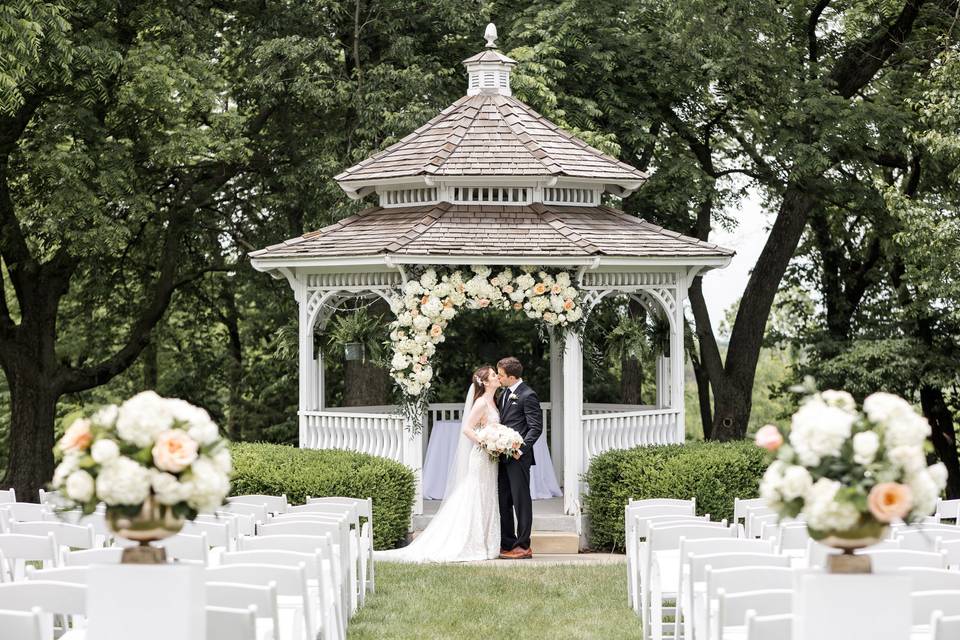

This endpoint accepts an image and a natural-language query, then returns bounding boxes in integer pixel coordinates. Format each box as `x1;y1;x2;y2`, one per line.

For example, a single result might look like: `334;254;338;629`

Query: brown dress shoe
499;548;525;559
516;547;533;559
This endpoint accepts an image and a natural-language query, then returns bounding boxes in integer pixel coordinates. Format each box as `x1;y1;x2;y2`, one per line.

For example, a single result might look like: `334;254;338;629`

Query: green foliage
584;441;767;551
325;307;390;363
229;442;415;549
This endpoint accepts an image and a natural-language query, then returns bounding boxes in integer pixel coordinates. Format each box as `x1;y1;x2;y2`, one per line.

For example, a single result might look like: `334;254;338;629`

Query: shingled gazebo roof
249;203;733;260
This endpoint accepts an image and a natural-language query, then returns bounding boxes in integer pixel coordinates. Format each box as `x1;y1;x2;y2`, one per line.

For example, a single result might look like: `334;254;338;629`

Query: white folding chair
259;519;352;620
25;566;88;584
307;496;374;597
152;532;209;564
705;566;794;640
676;546;785;640
744;611;793;640
229;495;288;515
206;563;313;640
0;580;86;636
860;549;948;571
288;503;363;608
63;547;123;566
207;605;258;640
630;513;712;613
932;611;960;640
11;521;97;561
221;550;342;640
221;501;270;524
913;589;960;637
0;502;51;522
644;522;735;640
744;511;777;539
211;511;256;538
733;498;766;525
207;581;280;640
935;498;960;522
899;528;960;552
0;488;16;504
0;606;45;639
0;533;59;580
182;519;231;552
716;589;792;640
897;567;960;592
773;523;809;557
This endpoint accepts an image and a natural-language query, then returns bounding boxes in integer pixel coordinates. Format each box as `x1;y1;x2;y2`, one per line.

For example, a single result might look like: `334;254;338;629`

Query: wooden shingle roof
249;203;733;259
333;95;647;185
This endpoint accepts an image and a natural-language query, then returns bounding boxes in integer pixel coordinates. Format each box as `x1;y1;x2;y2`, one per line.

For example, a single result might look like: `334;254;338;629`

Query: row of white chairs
0;492;376;640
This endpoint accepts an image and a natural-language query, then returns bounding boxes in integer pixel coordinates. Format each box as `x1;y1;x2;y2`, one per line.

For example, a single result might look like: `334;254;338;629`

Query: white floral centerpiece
52;391;232;554
756;389;947;550
476;423;525;461
389;265;585;429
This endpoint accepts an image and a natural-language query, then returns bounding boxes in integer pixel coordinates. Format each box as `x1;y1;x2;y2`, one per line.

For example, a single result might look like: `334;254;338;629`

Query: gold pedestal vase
809;519;889;574
107;496;185;564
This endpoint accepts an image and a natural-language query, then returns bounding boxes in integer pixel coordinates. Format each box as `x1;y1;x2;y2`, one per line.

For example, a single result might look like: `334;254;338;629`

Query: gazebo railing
582;407;681;460
300;409;408;460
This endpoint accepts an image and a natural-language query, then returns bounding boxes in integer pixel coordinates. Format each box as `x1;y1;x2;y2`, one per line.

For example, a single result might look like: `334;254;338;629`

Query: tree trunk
343;360;391;407
692;360;713;439
921;384;960;499
621;356;642;404
221;286;244;441
2;369;57;503
142;337;158;390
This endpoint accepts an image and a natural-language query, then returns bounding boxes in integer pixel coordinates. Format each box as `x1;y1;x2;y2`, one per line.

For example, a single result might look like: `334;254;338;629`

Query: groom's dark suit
497;381;543;551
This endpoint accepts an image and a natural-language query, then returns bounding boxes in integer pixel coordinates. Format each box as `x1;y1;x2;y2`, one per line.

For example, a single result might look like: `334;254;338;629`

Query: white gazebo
250;25;733;527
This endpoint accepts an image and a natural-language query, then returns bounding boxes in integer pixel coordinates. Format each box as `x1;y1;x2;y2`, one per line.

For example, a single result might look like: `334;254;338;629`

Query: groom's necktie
500;388;509;413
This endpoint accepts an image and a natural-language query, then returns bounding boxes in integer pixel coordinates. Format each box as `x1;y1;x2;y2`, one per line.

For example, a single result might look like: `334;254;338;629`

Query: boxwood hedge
584;440;767;551
230;442;415;549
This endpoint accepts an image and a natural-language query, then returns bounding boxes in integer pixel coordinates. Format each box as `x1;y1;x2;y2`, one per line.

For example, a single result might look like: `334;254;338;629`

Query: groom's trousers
498;457;533;550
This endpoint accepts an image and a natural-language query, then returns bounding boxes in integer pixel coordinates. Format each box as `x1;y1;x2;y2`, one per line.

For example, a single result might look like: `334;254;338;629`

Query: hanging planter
388;265;586;431
344;342;365;362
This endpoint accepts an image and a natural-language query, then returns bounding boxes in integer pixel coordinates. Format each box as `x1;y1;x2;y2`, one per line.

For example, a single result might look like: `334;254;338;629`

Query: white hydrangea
566;308;583;322
780;465;813;501
403;281;425;296
419;269;438;289
821;390;856;412
884;414;930;449
185;458;230;513
759;460;786;504
421;296;443;319
907;470;940;518
412;315;431;332
96;458;151;506
803;478;860;532
211;448;233;474
91;439;121;464
66;470;95;502
90;404;119;428
391;352;410;370
852;431;880;465
115;391;174;447
440;307;456;320
863;392;916;426
151;470;192;506
928;462;949;490
516;274;535;290
789;398;855;466
887;445;926;473
52;454;80;489
556;272;571;286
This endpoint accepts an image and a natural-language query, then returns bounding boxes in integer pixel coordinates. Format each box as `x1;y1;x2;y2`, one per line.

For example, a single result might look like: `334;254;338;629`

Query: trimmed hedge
584;441;767;551
230;442;415;549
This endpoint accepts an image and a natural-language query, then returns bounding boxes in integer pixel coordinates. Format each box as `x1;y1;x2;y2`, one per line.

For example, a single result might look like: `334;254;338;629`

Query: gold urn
106;496;186;564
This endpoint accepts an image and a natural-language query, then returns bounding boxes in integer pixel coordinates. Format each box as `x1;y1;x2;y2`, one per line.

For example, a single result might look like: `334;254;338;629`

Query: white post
672;275;687;443
562;331;583;515
549;330;565;483
403;429;424;516
296;277;312;448
314;351;325;411
656;354;669;408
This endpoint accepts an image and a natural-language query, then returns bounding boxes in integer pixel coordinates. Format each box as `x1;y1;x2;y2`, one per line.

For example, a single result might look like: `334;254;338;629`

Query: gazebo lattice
250;25;733;524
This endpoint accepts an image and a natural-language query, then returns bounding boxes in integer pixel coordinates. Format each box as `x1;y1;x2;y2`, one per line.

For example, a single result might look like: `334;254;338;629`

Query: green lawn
348;562;637;639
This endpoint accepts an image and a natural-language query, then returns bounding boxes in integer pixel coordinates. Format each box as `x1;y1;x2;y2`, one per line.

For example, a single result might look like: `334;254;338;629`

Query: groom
495;356;542;560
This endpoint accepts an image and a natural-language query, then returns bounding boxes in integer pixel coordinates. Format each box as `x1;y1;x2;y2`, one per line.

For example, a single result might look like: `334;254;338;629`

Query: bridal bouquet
476;423;525;461
52;391;232;518
757;389;947;542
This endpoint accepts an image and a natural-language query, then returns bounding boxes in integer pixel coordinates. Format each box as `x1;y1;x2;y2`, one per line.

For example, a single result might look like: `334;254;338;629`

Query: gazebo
250;25;733;527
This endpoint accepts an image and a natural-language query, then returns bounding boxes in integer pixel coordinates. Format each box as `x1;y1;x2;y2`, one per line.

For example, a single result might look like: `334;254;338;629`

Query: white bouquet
475;423;525;461
756;389;947;542
52;391;232;519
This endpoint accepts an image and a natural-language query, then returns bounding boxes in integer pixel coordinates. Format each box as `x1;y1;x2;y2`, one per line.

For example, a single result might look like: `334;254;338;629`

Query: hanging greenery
388;265;587;431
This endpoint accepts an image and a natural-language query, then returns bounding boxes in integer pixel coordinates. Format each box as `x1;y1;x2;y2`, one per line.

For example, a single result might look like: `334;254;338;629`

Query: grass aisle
348;562;637;639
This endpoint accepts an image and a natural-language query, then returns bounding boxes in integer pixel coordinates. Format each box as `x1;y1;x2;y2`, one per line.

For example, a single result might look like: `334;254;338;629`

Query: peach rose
477;298;490;308
59;419;93;453
563;299;575;311
152;429;199;473
503;285;514;294
429;324;443;338
513;303;522;310
754;424;783;451
552;284;563;294
533;283;547;295
420;295;431;305
868;482;913;523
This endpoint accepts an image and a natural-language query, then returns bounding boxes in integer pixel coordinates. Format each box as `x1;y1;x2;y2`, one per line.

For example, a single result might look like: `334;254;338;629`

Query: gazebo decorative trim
249;24;734;522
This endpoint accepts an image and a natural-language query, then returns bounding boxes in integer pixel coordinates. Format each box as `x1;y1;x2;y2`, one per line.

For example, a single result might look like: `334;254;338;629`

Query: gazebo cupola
250;23;734;524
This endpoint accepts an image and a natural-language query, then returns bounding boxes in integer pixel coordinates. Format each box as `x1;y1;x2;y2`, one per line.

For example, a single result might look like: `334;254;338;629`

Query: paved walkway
477;552;626;567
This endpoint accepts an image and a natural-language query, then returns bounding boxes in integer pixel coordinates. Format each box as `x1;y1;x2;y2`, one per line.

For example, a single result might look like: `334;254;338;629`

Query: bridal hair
497;356;522;378
472;365;495;401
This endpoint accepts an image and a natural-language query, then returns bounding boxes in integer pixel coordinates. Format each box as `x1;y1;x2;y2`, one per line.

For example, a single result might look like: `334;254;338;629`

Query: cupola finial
484;23;498;48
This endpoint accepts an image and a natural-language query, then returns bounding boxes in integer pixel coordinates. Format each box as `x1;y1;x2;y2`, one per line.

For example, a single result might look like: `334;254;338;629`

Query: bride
375;365;502;563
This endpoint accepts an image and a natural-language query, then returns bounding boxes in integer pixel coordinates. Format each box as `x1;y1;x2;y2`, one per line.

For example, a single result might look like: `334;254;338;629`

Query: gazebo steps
531;532;580;554
413;497;578;534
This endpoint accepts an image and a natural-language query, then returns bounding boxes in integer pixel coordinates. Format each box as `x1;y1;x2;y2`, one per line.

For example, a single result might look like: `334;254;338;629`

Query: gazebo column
549;330;564;485
296;278;313;447
562;331;583;515
671;278;686;442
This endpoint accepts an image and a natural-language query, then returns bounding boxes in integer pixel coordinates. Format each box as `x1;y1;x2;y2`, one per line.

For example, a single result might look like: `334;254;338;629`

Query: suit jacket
497;381;543;466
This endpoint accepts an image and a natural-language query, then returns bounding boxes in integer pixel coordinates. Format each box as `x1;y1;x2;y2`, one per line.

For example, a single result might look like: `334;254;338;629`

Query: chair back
706;565;794;600
861;549;948;571
0;533;59;578
0;489;15;504
228;495;288;514
308;496;372;520
0;580;86;614
733;498;768;521
647;522;735;552
220;550;321;580
25;566;88;584
776;523;810;553
152;532;209;563
935;498;960;521
206;582;279;639
897;567;960;592
634;514;710;540
238;533;332;555
12;521;96;550
206;605;257;640
717;588;793;632
745;612;793;640
1;503;51;522
912;589;960;625
0;606;44;640
63;548;123;566
932;612;960;640
690;552;788;582
220;502;269;524
182;519;231;549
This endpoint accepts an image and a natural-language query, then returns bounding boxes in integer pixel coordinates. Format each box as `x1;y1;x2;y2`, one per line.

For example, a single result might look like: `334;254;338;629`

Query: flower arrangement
388;265;584;429
52;391;232;520
757;389;947;542
476;423;525;461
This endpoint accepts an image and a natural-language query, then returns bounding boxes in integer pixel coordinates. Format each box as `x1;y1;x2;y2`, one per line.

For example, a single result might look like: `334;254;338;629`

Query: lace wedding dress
375;400;501;563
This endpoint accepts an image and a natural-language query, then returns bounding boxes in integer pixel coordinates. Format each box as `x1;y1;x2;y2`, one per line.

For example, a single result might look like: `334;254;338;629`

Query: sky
697;193;772;335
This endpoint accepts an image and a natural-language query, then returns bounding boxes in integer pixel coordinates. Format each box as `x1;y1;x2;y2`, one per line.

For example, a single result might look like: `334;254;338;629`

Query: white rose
440;307;455;320
852;431;880;465
91;439;121;464
563;286;577;299
419;270;437;289
403;281;424;296
397;312;413;327
789;398;854;465
566;308;582;322
407;381;423;396
116;391;174;447
66;470;95;502
412;315;431;331
52;455;80;489
928;462;949;491
779;465;813;501
96;458;151;506
391;352;410;370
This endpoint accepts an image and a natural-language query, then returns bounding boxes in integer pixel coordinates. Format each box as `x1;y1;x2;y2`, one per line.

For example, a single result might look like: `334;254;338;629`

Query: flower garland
388;265;585;430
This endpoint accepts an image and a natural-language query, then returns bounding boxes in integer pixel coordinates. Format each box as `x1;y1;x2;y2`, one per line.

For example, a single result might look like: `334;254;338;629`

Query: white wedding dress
375;400;501;563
